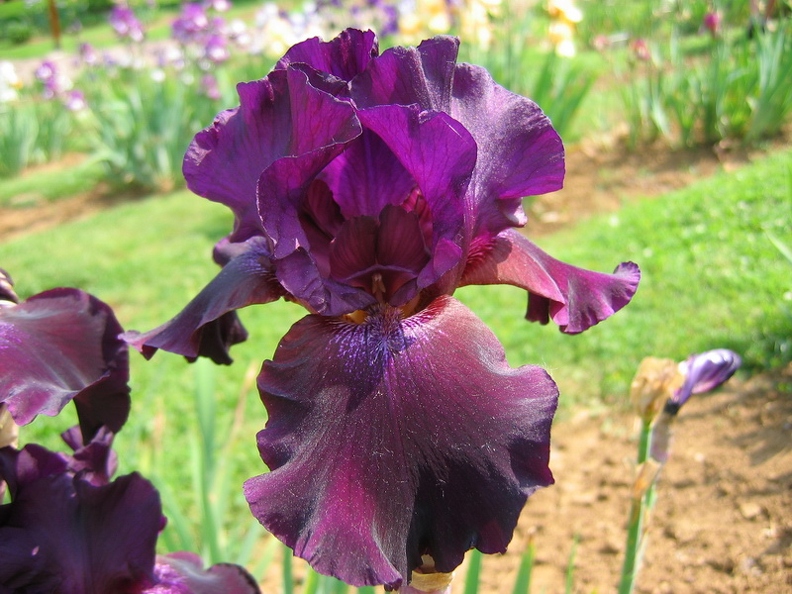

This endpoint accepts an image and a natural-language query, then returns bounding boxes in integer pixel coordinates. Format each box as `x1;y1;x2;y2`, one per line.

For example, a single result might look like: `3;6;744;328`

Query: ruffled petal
277;28;379;83
184;67;361;243
351;38;564;237
0;445;162;594
123;238;283;363
245;296;557;588
461;229;640;334
0;288;130;440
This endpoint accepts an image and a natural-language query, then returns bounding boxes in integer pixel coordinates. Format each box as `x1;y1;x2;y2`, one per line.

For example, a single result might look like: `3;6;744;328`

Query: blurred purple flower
0;271;130;442
126;29;639;588
702;11;722;36
201;73;222;100
172;3;210;43
79;42;100;66
64;89;87;111
204;34;230;64
109;5;146;42
204;0;232;12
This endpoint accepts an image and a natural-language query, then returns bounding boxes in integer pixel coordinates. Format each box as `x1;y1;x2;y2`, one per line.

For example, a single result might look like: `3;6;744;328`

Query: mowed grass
1;145;790;544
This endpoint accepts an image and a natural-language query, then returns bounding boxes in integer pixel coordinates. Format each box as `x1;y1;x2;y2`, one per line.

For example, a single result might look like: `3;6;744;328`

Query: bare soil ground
1;138;790;593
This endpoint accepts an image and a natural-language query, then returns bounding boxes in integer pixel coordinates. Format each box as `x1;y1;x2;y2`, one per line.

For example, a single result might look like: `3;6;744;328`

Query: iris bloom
0;428;260;594
126;30;640;589
0;269;259;593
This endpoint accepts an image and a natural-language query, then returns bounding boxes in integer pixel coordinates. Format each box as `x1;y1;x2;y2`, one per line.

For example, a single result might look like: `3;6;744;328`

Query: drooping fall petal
124;238;283;364
245;296;557;588
461;229;640;333
0;288;130;441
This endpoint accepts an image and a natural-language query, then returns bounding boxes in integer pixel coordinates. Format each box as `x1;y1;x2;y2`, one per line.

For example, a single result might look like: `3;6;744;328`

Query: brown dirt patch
488;364;792;594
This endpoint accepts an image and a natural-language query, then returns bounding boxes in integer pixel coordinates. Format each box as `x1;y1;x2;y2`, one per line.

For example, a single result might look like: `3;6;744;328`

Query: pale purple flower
109;5;146;42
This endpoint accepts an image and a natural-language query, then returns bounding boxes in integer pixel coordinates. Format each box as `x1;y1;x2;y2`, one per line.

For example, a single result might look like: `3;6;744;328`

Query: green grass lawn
1;144;790;557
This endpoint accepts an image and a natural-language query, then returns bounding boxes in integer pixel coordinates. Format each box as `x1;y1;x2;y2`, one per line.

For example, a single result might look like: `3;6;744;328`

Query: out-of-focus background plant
1;0;790;592
4;0;789;189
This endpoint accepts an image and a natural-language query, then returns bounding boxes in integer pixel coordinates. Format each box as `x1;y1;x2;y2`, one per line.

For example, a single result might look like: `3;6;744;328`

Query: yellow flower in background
546;0;582;56
547;0;582;23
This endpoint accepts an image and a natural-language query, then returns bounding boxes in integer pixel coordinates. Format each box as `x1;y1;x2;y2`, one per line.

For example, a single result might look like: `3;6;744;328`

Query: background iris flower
126;29;640;589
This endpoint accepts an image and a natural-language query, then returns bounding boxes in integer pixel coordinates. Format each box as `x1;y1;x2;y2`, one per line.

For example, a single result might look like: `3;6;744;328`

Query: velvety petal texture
461;229;641;333
124;238;283;364
245;296;557;588
0;287;130;440
0;444;162;594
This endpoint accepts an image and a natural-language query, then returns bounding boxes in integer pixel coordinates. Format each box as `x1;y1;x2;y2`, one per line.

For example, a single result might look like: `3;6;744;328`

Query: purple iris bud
0;278;130;442
0;441;163;593
126;29;639;588
702;11;722;36
666;348;742;414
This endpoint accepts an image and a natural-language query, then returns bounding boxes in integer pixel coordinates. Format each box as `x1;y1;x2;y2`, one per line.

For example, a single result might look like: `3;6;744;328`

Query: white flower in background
0;61;23;103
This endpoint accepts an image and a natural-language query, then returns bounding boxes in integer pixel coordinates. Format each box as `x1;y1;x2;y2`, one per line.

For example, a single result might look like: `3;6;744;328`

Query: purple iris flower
126;29;640;588
172;3;210;43
0;429;261;593
109;6;146;42
0;270;130;442
0;433;163;592
667;348;742;414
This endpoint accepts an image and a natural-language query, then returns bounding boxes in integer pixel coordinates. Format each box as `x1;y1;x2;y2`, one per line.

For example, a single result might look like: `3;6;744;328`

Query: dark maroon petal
184;67;361;243
149;552;261;594
245;296;557;588
461;229;641;334
276;28;378;82
0;288;130;440
317;128;418;219
123;238;282;364
61;425;118;486
0;445;161;593
448;64;564;235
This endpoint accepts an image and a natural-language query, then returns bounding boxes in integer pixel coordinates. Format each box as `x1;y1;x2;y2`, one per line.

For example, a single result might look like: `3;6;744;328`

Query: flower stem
618;419;654;594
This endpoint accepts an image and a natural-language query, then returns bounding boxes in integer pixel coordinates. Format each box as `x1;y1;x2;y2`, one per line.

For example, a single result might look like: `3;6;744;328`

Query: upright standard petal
0;288;130;440
276;28;379;83
183;67;361;243
350;37;565;238
245;296;557;588
461;229;641;333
